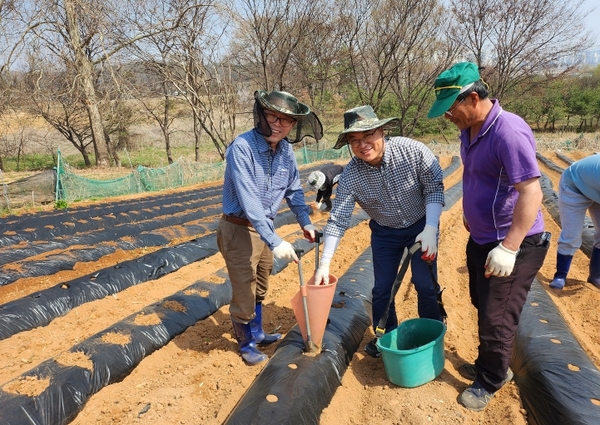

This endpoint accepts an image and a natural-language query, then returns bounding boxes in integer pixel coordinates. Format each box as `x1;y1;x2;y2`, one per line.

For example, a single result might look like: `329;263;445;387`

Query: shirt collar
460;99;503;145
253;128;274;154
479;99;503;138
381;139;390;166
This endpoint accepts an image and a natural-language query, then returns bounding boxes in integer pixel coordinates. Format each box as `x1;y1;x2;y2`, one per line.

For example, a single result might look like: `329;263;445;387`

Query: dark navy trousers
369;217;444;334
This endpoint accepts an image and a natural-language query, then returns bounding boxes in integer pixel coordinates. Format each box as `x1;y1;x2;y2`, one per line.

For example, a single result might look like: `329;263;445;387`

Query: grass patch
54;200;69;210
2;154;57;172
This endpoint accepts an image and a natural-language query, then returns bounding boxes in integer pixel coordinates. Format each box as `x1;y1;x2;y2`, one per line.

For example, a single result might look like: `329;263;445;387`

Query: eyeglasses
264;111;296;127
348;128;380;147
444;98;465;117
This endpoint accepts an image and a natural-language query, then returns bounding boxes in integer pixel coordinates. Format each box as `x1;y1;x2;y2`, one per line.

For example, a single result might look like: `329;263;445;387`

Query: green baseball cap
427;62;481;118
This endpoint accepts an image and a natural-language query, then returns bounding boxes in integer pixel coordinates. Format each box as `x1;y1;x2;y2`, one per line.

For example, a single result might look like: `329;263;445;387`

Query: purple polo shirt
460;100;544;245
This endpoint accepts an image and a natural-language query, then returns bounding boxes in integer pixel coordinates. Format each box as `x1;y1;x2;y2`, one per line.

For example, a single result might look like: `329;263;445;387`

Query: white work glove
303;224;317;243
415;224;438;261
313;260;330;285
272;241;299;262
485;243;518;277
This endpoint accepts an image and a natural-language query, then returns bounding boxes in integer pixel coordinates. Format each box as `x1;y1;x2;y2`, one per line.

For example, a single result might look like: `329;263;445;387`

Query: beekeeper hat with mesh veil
253;90;323;143
307;171;326;191
334;105;400;149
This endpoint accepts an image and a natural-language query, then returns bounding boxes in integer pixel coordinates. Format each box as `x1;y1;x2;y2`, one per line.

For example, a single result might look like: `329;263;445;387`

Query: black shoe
458;363;477;380
364;338;381;358
459;363;514;385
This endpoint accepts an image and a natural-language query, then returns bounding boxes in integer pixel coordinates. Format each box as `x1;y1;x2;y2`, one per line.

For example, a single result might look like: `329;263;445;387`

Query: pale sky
583;0;600;49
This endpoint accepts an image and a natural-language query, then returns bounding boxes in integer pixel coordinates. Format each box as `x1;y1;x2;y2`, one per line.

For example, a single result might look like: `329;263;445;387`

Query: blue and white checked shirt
222;129;311;249
325;137;445;238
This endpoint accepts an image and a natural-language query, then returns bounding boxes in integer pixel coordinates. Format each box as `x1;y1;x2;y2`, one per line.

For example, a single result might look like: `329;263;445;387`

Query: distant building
559;49;600;67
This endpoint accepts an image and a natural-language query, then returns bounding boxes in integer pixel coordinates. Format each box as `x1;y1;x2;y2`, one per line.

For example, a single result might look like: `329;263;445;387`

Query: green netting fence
55;146;350;203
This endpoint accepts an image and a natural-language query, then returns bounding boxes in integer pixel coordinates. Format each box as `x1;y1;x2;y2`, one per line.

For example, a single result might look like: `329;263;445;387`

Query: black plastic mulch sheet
515;152;599;424
0;187;222;245
0;278;232;425
0;207;221;286
513;279;600;425
443;180;462;212
0;234;218;341
0;208;321;341
224;248;374;425
0;164;328;286
0;211;355;425
439;156;462;212
536;152;566;175
442;156;461;178
0;160;481;425
555;152;575;166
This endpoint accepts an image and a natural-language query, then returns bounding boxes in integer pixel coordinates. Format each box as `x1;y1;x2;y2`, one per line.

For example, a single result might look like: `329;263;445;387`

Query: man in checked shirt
312;105;445;358
218;90;323;365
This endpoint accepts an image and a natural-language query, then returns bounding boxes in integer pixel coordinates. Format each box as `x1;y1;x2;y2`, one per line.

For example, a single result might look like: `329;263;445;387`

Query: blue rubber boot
587;247;600;288
250;303;281;346
231;320;267;365
550;253;573;289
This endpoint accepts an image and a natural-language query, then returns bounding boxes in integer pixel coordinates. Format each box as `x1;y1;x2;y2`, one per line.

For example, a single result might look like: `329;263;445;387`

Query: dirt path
1;153;598;425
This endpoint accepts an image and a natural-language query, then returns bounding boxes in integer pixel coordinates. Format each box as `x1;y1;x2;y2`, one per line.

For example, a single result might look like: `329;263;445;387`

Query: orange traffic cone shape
291;273;338;350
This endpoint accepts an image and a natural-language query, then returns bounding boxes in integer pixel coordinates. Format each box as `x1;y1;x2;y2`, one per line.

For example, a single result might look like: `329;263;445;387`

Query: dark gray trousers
467;232;549;392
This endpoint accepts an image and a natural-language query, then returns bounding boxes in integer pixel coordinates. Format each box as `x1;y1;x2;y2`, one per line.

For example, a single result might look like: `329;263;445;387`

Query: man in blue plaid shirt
218;90;323;365
313;105;445;358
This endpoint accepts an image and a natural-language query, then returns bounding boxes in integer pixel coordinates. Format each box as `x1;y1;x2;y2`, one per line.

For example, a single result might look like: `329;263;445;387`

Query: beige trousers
217;218;273;323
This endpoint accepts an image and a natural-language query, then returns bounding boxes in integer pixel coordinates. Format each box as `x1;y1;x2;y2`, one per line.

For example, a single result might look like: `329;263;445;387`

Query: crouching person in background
550;153;600;289
306;163;344;212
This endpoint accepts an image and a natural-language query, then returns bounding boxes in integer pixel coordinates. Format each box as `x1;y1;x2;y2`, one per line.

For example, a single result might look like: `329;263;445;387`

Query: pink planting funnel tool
291;241;338;352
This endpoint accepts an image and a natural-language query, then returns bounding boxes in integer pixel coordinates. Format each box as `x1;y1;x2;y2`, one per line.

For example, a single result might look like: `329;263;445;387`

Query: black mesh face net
253;93;323;144
253;100;273;139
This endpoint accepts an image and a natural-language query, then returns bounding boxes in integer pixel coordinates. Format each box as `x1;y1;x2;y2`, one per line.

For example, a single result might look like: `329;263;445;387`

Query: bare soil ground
0;151;599;424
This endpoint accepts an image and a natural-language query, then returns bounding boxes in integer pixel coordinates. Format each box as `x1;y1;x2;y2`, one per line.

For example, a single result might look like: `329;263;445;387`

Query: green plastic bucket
376;318;446;388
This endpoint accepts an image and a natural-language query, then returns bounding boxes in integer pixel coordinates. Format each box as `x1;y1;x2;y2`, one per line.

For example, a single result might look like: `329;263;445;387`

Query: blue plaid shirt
222;129;311;249
325;137;445;238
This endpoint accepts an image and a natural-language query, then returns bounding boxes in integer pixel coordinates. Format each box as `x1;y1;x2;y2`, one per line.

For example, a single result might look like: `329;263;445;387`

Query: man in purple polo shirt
428;62;550;411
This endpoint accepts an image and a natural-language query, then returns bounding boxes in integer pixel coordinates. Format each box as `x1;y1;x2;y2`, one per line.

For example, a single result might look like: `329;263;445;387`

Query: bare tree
288;7;348;111
122;63;179;164
335;0;392;109
98;75;138;168
229;0;328;93
0;0;37;74
18;0;210;167
337;0;448;111
166;2;236;160
126;1;236;161
0;0;37;170
384;0;459;136
448;0;594;101
25;60;95;166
